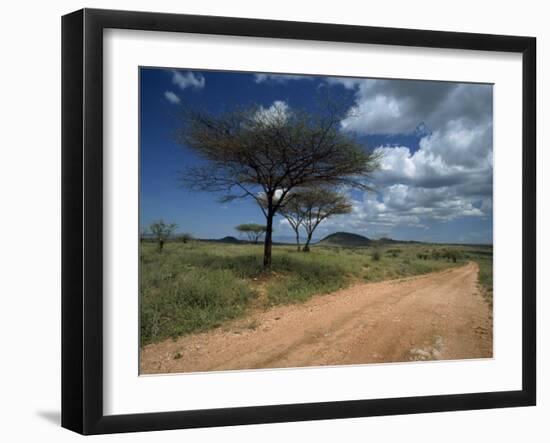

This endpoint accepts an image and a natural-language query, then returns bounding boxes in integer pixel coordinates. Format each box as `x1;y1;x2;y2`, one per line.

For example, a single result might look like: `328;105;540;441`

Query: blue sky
140;67;493;244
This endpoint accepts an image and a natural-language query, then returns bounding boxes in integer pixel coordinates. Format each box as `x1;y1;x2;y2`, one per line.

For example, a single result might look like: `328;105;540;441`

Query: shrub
386;248;402;257
179;233;193;243
140;265;256;345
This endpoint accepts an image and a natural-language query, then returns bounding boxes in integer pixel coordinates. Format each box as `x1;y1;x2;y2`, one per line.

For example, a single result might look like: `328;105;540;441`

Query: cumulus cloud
337;79;492;135
418;119;493;169
372;127;492;190
164;90;181;104
369;184;485;222
255;76;493;240
357;130;492;228
324;77;493;234
254;100;289;125
172;70;205;90
297;181;489;240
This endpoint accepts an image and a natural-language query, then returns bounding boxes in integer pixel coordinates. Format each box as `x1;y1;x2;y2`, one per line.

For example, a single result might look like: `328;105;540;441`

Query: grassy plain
140;240;492;345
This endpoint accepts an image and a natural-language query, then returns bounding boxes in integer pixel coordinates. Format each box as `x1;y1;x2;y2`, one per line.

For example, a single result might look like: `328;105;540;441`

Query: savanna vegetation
234;223;267;244
140;239;492;345
176;99;380;267
463;247;493;307
140;97;493;348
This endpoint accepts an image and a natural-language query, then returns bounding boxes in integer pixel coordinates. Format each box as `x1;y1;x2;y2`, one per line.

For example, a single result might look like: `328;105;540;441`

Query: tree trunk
294;229;301;251
263;212;273;267
158;239;164;252
303;233;313;252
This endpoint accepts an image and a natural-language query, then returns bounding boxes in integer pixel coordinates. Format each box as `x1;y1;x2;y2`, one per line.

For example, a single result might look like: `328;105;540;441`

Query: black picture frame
61;8;536;435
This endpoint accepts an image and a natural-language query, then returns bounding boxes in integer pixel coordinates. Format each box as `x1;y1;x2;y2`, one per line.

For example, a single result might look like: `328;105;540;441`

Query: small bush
179;233;193;243
371;250;381;261
386;248;402;257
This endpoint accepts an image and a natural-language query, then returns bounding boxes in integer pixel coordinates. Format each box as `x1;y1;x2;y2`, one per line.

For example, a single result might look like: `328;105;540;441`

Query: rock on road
140;262;493;374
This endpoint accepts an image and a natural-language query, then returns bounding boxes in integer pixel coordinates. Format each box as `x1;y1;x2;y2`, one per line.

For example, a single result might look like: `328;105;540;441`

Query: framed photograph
62;8;536;435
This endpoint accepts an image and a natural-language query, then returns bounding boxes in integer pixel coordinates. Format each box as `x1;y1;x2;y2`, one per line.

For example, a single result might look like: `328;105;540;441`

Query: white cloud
358;122;492;228
337;79;492;134
374;146;456;189
172;70;205;90
418;119;493;169
317;118;492;232
369;108;493;192
325;77;367;90
254;73;311;84
164;90;181;104
313;183;486;236
261;77;493;239
254;100;289;126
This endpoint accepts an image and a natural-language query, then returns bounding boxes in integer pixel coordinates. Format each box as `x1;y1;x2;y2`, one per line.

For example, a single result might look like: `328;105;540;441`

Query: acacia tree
294;188;353;252
235;223;267;244
177;101;379;267
277;195;307;251
149;219;177;252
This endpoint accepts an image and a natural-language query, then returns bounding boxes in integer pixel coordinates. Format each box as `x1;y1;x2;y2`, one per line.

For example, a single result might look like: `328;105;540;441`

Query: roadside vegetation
140;240;492;345
463;247;493;307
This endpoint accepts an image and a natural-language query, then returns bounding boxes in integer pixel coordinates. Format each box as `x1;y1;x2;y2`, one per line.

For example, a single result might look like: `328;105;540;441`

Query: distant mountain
317;232;372;247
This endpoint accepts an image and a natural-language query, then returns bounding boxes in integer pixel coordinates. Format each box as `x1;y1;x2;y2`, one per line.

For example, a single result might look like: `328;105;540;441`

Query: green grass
140;241;492;344
140;246;257;345
470;254;493;307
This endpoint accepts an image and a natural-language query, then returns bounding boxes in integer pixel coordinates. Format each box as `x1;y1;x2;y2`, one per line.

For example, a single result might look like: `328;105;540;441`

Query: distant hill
216;236;243;244
317;232;372;247
197;236;244;244
199;236;295;245
374;237;417;245
377;237;397;244
316;232;424;247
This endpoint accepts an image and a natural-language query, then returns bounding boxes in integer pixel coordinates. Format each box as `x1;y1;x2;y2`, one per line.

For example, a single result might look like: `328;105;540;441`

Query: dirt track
140;262;492;374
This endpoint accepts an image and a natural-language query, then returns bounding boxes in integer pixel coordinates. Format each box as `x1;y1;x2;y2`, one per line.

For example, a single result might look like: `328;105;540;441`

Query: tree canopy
149;219;177;252
235;223;267;244
280;188;353;251
177;101;379;266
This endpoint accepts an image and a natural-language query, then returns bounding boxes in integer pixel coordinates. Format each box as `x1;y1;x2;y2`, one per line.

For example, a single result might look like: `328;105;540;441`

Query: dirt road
140;262;492;374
